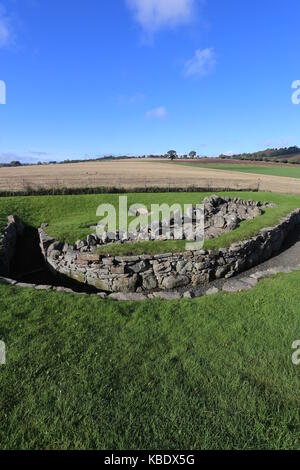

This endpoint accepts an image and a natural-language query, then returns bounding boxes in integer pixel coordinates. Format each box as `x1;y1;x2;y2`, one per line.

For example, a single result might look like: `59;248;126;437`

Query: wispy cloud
146;106;167;120
117;92;146;105
184;48;216;78
0;4;12;48
127;0;195;34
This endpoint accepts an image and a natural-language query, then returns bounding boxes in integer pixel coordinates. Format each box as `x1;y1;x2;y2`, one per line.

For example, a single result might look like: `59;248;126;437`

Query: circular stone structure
1;196;300;298
34;195;300;295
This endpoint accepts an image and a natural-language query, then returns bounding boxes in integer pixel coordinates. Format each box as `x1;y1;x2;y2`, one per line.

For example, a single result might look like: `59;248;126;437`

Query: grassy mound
1;271;300;449
0;191;300;255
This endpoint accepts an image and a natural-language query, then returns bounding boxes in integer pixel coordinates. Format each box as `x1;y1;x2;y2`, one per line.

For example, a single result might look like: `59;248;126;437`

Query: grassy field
1;271;300;449
176;161;300;179
1;191;300;255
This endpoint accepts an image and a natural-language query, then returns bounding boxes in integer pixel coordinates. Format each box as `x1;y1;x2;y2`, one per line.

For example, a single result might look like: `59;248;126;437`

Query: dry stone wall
39;209;300;294
0;215;24;276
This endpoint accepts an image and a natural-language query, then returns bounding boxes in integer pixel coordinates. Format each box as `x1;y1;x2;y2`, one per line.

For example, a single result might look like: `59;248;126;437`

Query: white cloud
127;0;195;33
146;106;167;120
0;5;11;48
184;48;216;78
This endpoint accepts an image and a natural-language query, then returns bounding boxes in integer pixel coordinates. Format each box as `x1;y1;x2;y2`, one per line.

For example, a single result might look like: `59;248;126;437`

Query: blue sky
0;0;300;163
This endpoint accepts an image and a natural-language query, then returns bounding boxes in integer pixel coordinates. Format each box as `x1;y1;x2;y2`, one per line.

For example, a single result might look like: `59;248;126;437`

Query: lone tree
189;150;197;159
167;150;178;160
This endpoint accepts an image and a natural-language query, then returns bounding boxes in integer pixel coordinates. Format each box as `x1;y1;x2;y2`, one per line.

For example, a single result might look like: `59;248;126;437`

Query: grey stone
49;249;61;260
48;241;63;253
152;291;182;300
250;268;279;280
0;277;17;285
176;260;192;273
183;290;195;299
143;275;158;290
107;232;117;242
239;277;258;288
39;229;55;254
161;274;189;290
153;260;171;273
97;292;108;299
86;275;111;291
54;287;74;293
205;287;219;295
16;283;36;289
214;215;226;229
75;240;86;250
215;265;230;279
112;274;139;293
222;279;254;293
108;292;147;301
191;272;210;286
87;234;97;247
128;260;148;273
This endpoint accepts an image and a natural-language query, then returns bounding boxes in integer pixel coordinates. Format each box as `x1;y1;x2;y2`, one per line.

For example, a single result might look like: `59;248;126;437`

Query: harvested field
2;159;300;194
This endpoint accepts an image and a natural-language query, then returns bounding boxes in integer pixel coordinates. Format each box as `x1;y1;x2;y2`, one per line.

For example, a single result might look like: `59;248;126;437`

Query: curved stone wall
39;209;300;293
0;215;24;276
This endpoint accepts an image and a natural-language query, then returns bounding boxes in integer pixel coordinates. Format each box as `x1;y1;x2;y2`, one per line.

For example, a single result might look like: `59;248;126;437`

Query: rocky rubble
73;195;271;250
203;194;266;239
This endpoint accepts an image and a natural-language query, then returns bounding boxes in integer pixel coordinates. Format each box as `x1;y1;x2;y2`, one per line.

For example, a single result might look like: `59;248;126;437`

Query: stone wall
39;209;300;293
0;215;24;276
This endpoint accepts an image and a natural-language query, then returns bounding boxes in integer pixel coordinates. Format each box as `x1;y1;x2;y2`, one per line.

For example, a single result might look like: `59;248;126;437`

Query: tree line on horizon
219;146;300;163
1;146;300;167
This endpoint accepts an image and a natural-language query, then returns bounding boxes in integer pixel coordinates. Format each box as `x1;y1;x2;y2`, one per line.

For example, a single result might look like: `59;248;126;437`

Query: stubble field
3;159;300;194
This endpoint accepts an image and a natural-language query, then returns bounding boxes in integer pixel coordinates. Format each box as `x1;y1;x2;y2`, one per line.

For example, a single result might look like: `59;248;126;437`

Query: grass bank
1;271;300;449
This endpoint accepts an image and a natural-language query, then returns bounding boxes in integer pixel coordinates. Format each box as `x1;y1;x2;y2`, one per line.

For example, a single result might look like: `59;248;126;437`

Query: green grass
1;191;300;255
176;162;300;179
1;271;300;449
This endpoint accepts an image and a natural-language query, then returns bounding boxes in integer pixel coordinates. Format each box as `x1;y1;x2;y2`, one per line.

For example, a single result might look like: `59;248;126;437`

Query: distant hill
219;146;300;163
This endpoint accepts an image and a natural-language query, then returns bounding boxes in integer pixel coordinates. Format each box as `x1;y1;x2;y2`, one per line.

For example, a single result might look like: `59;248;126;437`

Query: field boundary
0;185;259;198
